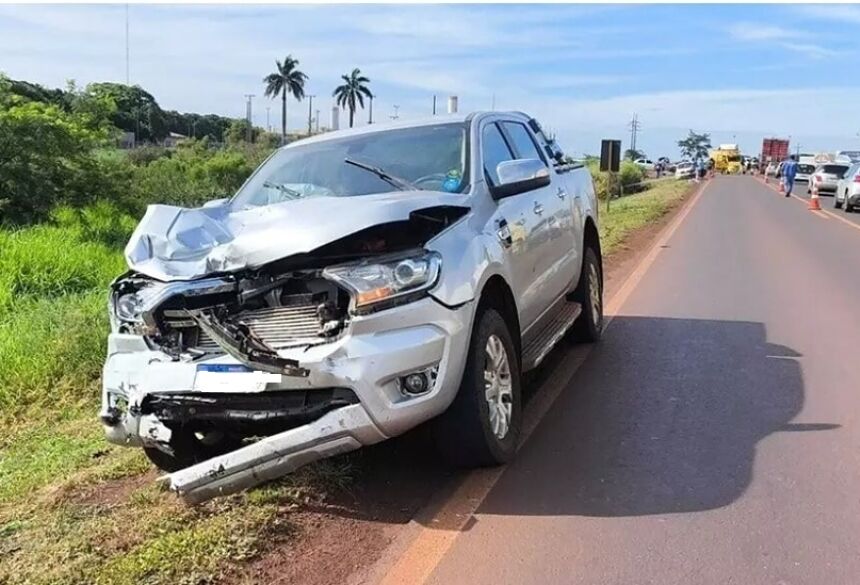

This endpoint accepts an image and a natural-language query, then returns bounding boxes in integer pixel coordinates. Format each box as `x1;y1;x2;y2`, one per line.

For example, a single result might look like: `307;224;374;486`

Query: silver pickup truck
101;111;602;502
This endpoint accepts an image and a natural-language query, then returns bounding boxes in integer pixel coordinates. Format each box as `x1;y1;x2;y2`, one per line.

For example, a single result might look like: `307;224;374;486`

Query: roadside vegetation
0;71;696;583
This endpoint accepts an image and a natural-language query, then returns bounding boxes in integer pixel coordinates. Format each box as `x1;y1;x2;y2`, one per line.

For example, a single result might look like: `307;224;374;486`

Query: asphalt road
425;176;860;585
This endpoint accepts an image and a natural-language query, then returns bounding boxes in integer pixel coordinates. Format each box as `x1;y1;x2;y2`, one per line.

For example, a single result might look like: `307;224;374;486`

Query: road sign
601;139;621;172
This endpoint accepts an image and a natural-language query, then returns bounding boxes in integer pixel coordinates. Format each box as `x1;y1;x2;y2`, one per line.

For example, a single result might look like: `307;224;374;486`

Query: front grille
161;304;330;353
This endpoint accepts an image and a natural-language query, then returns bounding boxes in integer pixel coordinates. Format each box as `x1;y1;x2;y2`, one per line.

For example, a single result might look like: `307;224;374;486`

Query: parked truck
760;138;790;171
711;144;743;174
101;111;602;502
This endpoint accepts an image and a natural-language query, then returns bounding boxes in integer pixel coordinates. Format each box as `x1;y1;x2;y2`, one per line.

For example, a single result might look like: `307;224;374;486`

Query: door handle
533;202;544;215
557;188;567;199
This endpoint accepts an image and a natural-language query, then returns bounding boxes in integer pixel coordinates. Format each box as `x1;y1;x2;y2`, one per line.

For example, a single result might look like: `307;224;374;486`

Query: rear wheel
144;430;243;473
433;308;521;467
845;193;854;213
835;195;843;209
569;246;603;342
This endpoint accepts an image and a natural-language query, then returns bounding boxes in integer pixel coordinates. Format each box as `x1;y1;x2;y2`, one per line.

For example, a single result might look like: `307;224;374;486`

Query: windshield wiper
263;181;303;199
344;157;420;192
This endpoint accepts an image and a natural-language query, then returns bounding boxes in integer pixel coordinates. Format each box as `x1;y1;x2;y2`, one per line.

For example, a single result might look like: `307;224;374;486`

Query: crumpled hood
125;192;470;281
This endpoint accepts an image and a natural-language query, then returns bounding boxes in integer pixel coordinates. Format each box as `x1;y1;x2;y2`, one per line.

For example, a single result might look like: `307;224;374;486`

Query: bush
588;160;647;201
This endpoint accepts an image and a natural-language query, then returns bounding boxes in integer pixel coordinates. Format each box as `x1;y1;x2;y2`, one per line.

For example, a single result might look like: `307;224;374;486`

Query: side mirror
490;159;551;199
202;197;228;208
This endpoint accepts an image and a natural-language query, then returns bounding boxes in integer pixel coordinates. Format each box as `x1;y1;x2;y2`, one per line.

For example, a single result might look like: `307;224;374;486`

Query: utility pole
244;94;255;143
432;95;437;115
628;113;641;158
125;4;130;85
368;94;374;124
265;107;270;132
390;104;400;120
307;95;315;135
315;109;320;133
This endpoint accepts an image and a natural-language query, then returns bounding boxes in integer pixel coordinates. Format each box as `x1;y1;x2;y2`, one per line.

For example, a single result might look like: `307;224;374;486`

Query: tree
677;130;711;161
333;68;372;128
624;148;645;161
263;55;307;143
85;82;167;142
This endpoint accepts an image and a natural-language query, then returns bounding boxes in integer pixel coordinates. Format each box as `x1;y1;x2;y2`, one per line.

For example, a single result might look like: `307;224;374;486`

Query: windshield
797;164;815;174
231;123;469;209
821;164;849;175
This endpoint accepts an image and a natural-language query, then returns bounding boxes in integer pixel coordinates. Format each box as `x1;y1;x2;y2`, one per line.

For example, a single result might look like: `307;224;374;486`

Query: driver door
482;121;556;332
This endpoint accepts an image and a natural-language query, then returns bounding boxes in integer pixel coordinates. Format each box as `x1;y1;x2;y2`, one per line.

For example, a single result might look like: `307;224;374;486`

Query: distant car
835;162;860;211
808;163;850;197
634;158;655;171
795;163;816;183
675;161;695;179
775;161;785;178
836;150;860;163
765;162;778;177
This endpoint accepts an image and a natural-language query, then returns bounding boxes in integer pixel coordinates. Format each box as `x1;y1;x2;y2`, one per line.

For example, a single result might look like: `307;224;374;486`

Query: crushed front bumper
101;296;473;501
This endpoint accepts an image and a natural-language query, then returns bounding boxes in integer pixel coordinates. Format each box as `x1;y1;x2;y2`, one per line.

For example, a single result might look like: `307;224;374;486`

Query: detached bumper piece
166;404;385;504
141;388;358;436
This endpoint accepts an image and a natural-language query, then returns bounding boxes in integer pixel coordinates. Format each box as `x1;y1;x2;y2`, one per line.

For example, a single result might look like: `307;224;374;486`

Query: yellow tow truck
710;144;743;174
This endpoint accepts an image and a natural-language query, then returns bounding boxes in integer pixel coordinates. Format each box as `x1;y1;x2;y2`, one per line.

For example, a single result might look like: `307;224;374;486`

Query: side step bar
521;301;582;371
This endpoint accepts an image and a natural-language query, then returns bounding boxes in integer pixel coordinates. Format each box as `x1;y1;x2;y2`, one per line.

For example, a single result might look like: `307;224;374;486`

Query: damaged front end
101;202;473;502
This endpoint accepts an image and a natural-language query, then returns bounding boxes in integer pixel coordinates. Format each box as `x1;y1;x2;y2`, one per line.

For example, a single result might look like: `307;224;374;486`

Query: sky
2;3;860;158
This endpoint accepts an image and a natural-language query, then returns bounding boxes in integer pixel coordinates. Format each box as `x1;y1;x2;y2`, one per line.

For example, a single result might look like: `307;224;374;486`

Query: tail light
854;175;860;183
814;175;822;182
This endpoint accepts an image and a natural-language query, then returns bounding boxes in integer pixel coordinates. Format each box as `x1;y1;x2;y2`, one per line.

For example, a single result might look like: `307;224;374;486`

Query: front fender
426;210;515;309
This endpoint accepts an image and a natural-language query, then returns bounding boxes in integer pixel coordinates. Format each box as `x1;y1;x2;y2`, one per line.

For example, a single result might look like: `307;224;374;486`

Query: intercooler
161;303;330;352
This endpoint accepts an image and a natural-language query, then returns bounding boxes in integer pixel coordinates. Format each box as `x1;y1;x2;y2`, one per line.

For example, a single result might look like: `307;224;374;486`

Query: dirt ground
222;181;703;585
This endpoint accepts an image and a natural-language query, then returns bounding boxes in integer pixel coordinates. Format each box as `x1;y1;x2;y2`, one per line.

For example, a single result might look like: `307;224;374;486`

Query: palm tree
333;68;372;128
263;55;307;142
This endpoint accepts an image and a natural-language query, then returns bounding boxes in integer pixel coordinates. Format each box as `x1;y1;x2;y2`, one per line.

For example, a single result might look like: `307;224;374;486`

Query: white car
795;162;816;184
835;162;860;212
675;162;695;179
634;158;654;171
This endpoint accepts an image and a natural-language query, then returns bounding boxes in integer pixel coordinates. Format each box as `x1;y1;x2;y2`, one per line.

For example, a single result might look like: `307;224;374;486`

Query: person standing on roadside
782;156;798;197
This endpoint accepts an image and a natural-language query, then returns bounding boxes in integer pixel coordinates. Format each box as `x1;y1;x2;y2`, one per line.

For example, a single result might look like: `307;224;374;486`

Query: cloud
727;21;836;59
728;22;800;41
795;4;860;24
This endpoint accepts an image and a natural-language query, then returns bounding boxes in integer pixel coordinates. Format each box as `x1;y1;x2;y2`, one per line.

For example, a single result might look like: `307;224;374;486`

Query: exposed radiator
161;304;328;353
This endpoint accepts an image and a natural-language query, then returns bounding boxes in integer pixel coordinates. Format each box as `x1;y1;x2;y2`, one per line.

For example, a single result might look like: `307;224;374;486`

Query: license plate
194;364;282;392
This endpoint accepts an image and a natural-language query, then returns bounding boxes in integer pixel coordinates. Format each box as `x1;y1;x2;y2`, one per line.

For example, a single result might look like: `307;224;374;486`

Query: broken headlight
323;251;441;314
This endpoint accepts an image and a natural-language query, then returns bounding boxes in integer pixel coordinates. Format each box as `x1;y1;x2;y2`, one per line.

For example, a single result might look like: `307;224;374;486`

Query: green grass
599;178;692;255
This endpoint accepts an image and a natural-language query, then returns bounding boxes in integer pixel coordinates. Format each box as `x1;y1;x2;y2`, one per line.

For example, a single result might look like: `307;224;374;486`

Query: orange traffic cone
779;180;785;193
808;188;821;211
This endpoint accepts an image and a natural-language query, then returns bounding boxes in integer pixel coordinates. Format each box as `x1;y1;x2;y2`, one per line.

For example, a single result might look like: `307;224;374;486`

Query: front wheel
433;308;521;467
569;247;604;342
835;196;843;209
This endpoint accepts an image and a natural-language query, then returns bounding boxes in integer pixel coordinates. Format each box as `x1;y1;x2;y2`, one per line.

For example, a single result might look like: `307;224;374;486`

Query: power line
307;95;316;135
244;94;255;142
124;4;130;85
628;113;642;156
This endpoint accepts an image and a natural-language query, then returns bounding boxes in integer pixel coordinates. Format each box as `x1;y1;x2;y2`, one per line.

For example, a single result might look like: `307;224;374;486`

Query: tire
835;196;843;209
433;308;521;467
845;194;853;213
569;246;604;343
144;429;243;473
